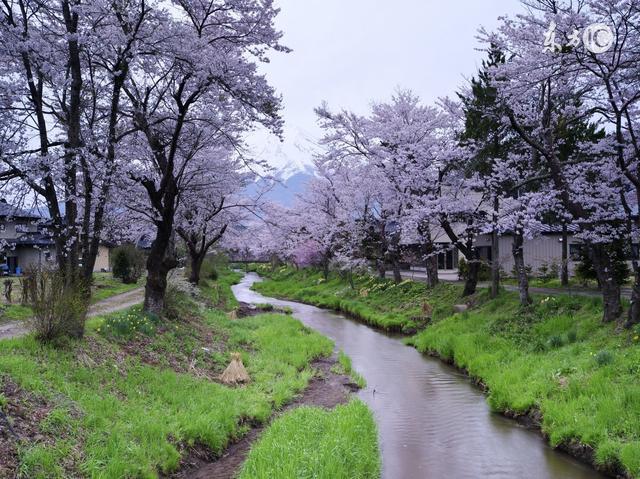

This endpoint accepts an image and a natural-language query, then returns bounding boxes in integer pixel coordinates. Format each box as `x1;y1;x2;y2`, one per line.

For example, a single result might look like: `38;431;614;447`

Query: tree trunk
463;258;479;297
590;244;622;323
188;252;206;285
490;232;500;298
490;197;500;298
626;272;640;328
143;225;177;315
392;260;402;284
512;233;531;306
376;260;386;279
561;223;569;287
323;257;330;280
425;255;439;288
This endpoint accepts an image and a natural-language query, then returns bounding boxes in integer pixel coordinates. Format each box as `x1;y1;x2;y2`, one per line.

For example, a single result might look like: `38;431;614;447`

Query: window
569;244;585;261
436;244;458;270
477;246;493;262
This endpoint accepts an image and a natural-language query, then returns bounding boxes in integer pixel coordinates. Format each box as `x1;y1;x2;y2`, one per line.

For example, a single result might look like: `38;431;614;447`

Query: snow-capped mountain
246;126;319;205
248;126;318;179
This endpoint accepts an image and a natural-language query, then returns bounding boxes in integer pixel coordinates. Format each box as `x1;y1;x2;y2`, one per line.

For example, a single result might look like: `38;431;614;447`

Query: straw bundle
227;310;238;320
220;352;250;385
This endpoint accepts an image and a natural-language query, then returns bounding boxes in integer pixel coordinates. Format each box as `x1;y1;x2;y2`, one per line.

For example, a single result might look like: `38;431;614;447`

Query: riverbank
250;265;640;478
249;265;461;333
0;268;379;478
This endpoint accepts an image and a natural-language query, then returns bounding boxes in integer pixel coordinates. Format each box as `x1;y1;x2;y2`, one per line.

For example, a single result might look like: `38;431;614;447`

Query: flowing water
232;273;606;479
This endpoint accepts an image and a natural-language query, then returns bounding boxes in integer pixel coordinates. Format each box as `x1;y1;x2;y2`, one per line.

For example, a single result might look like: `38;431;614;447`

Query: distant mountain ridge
247;127;318;205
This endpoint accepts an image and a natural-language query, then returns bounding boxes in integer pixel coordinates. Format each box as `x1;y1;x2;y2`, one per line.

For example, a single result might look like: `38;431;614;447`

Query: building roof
0;201;41;219
11;234;55;247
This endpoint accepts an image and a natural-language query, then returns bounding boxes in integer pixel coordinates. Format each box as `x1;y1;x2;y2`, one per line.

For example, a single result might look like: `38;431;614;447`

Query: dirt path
397;269;632;298
168;355;358;479
0;287;145;341
87;288;145;316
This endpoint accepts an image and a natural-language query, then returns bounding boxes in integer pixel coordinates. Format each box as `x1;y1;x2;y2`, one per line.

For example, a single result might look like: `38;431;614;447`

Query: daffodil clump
98;309;158;338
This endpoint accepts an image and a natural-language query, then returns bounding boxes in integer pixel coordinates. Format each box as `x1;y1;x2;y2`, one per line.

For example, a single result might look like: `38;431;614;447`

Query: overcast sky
248;0;523;170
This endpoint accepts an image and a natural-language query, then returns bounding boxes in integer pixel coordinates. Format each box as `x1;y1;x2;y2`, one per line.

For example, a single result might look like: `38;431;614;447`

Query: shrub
575;243;630;287
548;335;564;349
24;268;89;341
163;274;199;321
510;263;533;279
594;350;614;366
200;257;219;281
567;330;578;343
112;245;145;284
458;258;491;281
538;261;560;283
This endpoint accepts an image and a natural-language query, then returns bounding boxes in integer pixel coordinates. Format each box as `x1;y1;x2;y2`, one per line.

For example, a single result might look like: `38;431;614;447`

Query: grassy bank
0;268;346;478
90;272;143;303
238;400;379;479
251;265;640;477
0;273;143;324
409;292;640;477
249;265;461;332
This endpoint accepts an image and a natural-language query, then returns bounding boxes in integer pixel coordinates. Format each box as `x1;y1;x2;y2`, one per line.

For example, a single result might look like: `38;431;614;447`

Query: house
0;201;113;274
0;201;55;274
400;221;588;278
94;244;112;272
473;226;584;277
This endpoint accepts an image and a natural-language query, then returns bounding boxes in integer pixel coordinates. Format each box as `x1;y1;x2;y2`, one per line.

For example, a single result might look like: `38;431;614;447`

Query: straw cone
220;352;250;385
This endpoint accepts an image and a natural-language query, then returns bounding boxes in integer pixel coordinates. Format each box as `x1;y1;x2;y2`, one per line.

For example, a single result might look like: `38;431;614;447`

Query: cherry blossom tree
175;151;255;285
0;0;152;287
118;0;287;313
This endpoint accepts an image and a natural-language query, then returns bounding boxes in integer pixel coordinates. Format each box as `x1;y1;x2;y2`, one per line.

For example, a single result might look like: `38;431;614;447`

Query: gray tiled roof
0;202;41;219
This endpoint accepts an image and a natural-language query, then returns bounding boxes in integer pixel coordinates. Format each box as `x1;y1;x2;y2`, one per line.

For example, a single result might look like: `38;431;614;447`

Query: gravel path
0;287;145;341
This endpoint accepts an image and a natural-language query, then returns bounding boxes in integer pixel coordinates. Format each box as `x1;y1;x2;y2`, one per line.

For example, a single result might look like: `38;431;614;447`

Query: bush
163;274;199;321
23;268;89;341
200;257;219;281
594;350;614;366
458;258;491;282
112;245;145;284
548;335;564;349
575;243;630;287
538;261;560;283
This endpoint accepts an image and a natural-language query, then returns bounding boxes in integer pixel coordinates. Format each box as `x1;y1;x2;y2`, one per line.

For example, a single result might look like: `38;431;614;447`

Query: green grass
0;269;338;478
0;273;143;324
0;304;32;323
408;292;640;477
90;272;143;304
238;400;380;479
250;265;461;332
332;351;366;388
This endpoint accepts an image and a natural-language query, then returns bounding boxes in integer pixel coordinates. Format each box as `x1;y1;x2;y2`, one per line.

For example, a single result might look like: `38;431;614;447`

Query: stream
232;273;606;479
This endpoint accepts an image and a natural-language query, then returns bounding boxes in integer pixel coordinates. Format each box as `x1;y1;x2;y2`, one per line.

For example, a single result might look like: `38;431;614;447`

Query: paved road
395;269;632;299
0;287;145;341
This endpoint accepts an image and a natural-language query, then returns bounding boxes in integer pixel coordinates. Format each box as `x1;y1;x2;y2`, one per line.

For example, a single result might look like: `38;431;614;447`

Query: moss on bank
250;265;640;478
